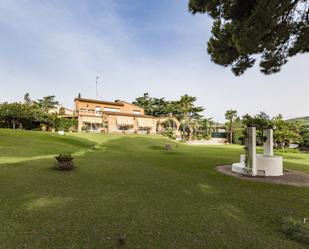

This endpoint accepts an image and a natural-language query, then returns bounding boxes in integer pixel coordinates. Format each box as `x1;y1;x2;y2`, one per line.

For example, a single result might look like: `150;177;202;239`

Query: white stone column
263;129;273;156
248;127;257;176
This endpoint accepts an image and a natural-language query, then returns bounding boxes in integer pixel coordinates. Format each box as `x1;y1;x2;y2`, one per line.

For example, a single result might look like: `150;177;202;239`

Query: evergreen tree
37;96;59;113
225;109;238;143
189;0;309;75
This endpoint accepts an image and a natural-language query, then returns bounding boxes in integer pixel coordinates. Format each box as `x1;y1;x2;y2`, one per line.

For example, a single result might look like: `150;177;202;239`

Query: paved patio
217;165;309;187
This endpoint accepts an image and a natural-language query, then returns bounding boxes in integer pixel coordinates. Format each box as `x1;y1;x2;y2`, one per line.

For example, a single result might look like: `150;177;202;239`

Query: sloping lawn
0;129;308;249
278;151;309;173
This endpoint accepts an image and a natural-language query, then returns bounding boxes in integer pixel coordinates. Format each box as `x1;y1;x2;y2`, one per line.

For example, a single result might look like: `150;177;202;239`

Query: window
79;108;86;113
103;107;120;112
133;110;141;115
95;106;101;116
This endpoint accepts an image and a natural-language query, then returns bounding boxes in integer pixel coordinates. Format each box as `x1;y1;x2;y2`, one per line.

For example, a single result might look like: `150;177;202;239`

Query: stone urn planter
55;154;74;170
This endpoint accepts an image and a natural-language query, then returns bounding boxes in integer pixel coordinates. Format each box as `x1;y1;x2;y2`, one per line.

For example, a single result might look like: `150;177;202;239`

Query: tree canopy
133;93;204;120
37;95;59;113
0;94;76;131
133;93;208;141
133;93;168;117
228;111;304;148
225;109;238;143
189;0;309;75
300;124;309;147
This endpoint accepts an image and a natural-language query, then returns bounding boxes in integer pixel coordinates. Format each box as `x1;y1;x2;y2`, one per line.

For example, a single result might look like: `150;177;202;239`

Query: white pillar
248;127;257;176
263;129;273;156
78;116;83;132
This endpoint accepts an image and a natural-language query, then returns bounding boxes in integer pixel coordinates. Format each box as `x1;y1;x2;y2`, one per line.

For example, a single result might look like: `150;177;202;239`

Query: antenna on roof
96;76;99;99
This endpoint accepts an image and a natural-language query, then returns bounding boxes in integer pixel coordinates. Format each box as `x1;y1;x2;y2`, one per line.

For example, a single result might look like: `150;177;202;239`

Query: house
48;105;74;118
74;97;160;134
211;123;226;136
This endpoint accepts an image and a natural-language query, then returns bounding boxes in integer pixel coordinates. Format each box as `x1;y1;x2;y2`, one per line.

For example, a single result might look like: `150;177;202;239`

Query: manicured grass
0;129;308;249
278;151;309;173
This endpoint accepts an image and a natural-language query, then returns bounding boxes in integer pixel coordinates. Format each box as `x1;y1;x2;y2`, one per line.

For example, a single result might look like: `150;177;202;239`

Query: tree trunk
12;120;16;129
229;119;233;143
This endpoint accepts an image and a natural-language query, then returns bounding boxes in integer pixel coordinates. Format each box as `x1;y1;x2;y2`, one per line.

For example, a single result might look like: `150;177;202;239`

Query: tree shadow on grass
0;134;99;166
0;138;110;167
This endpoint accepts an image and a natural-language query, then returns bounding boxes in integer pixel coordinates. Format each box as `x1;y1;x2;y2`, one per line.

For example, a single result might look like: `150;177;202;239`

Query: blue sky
0;0;308;122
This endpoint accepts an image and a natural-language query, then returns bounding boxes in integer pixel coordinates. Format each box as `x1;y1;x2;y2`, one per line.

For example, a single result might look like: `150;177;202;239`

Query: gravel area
217;165;309;187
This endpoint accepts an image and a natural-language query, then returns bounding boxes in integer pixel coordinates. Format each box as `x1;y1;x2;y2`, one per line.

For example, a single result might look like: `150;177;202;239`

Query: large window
84;122;102;132
95;106;101;116
133;110;141;115
103;107;120;113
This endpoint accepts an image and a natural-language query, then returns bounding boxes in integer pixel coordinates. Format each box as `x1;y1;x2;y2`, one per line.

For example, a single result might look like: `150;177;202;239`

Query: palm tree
179;119;191;141
200;118;214;139
225;110;238;143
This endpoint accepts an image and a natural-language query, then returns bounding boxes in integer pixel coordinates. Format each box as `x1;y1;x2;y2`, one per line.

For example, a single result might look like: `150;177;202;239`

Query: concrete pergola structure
232;127;283;176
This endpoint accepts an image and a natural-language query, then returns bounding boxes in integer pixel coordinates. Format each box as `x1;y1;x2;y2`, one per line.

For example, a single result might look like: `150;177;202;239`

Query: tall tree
0;102;29;129
225;109;238;143
300;124;309;147
189;0;309;75
133;93;204;120
24;93;32;105
242;112;273;145
175;95;204;140
192;117;214;139
37;96;59;113
133;93;169;116
173;95;204;121
272;115;302;148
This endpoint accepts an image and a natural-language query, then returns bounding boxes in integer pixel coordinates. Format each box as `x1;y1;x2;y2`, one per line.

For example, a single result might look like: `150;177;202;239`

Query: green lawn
0;129;308;249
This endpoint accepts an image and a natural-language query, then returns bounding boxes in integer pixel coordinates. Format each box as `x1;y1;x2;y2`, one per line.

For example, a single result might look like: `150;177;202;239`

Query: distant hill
287;116;309;125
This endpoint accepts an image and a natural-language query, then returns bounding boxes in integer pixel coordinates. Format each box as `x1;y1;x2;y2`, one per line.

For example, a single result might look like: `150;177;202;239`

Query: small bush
299;147;309;152
55;153;74;170
275;148;300;153
165;143;172;150
281;217;309;245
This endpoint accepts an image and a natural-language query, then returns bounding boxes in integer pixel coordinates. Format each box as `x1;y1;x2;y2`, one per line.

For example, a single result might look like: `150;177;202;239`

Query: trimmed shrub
55;154;74;170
